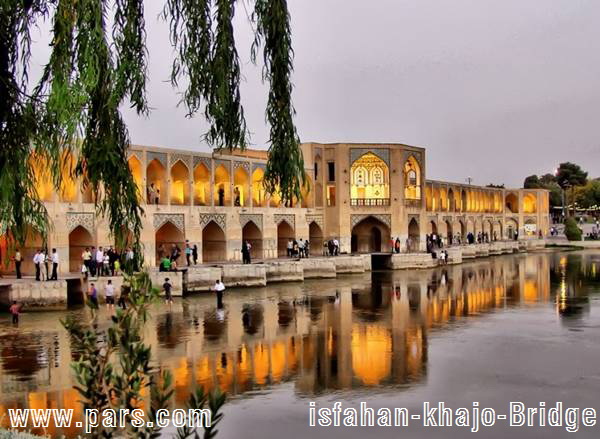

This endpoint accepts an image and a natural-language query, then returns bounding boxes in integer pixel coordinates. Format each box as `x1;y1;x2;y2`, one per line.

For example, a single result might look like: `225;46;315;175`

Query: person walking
13;249;22;279
87;283;98;308
51;248;58;280
163;277;173;305
105;279;115;309
9;301;21;324
213;279;225;309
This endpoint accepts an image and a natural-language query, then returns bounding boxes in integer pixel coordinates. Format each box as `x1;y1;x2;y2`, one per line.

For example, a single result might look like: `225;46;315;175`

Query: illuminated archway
234;167;250;207
242;221;262;260
214;165;231;207
445;220;453;244
523;193;537;213
300;175;313;208
202;221;226;262
351;216;391;253
461;189;468;212
252;168;267;207
59;153;77;202
170;160;190;205
309;222;323;256
155;221;185;265
32;157;54;202
193;163;210;206
69;226;95;272
506;218;519;240
448;188;455;211
524;218;537;236
425;186;433;211
404;156;421;200
459;220;466;240
505;193;519;214
277;221;295;257
147;159;167;204
128;156;144;200
432;187;440;211
351;153;389;205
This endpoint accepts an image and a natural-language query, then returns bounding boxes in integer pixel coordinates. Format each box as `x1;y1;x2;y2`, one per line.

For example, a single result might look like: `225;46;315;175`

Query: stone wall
0;280;68;310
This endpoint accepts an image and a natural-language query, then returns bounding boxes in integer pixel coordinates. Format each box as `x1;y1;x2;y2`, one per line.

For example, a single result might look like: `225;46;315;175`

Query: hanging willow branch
252;0;304;204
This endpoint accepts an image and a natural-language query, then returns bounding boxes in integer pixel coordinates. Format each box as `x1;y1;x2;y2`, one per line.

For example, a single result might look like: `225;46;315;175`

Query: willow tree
1;0;303;251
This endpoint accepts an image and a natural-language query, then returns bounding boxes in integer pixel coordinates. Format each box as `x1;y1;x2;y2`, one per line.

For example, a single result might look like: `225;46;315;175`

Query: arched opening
202;221;226;262
155;222;185;265
467;219;475;235
432;187;440;211
300;175;313;208
233;167;250;207
493;221;503;241
459;220;466;240
32;156;54;202
69;226;94;272
425;186;433;211
408;218;420;252
170;160;190;205
448;188;455;211
193;163;210;206
523;194;537;213
350;153;390;206
506;218;519;240
128;156;144;201
214;165;230;207
242;221;263;260
59;153;77;203
446;220;453;244
147;159;167;204
483;220;492;238
505;193;519;214
428;220;438;235
524;219;537;237
351;216;391;253
315;182;323;207
461;189;468;212
309;222;324;256
251;168;267;207
277;221;295;257
404;156;421;200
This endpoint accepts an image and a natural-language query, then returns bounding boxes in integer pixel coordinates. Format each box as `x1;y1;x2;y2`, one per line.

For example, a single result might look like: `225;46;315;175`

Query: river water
1;250;600;438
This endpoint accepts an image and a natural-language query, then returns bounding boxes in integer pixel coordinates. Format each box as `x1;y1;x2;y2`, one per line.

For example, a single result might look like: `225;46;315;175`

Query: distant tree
539;173;557;185
486;183;505;188
564;217;582;241
575;180;600;209
523;175;541;188
555;162;588;189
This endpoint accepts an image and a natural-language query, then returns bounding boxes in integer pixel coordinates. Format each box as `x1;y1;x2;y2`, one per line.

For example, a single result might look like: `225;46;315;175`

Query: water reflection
1;251;599;436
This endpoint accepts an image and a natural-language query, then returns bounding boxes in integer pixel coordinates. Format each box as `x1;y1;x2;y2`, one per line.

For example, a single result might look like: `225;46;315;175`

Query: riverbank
0;239;547;310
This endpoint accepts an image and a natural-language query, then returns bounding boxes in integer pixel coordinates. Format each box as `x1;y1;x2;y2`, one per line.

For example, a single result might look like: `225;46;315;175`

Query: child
163;277;173;305
81;263;89;280
114;258;121;276
9;301;21;324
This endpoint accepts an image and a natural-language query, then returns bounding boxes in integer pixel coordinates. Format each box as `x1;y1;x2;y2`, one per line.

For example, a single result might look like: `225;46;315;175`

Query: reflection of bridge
0;253;555;436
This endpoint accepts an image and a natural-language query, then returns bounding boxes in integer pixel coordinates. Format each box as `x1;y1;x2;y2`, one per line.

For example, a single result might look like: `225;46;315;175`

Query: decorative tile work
170;153;192;170
193;156;211;170
154;213;185;232
233;161;251;173
214;159;231;170
66;213;95;233
199;213;226;230
252;162;266;172
274;214;295;229
147;151;167;168
305;214;324;229
350;148;390;167
127;150;143;163
239;213;263;230
402;150;423;168
350;214;391;228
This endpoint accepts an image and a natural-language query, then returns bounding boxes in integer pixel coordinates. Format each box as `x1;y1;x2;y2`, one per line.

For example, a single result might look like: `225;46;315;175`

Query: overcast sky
31;0;600;186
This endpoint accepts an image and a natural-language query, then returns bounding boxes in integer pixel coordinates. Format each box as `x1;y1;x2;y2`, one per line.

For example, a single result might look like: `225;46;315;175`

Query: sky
30;0;600;187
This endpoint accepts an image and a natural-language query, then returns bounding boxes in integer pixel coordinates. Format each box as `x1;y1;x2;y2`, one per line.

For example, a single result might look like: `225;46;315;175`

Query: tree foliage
555;162;588;189
564;217;582;241
1;0;303;251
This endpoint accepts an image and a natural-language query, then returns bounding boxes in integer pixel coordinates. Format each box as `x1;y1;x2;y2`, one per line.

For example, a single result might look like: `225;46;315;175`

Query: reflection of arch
277;221;295;257
351;325;391;386
194;163;210;206
404;156;421;200
408;218;420;252
203;221;226;262
147;158;167;204
351;216;391;253
350;153;389;204
214;165;230;206
522;193;537;213
309;222;323;256
69;226;94;272
252;168;267;207
155;221;185;265
234;167;250;207
505;193;518;213
170;160;190;205
242;221;262;260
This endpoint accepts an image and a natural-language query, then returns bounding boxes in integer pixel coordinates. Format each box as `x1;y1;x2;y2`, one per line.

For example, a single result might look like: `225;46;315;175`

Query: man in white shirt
51;248;59;280
333;238;339;256
213;279;225;309
39;249;47;281
96;247;104;277
33;250;41;281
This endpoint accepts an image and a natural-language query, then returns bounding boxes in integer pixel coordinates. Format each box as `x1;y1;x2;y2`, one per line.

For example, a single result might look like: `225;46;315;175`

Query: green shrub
564;217;582;241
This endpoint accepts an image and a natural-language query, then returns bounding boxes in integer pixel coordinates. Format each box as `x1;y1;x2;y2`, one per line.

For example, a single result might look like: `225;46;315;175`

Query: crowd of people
81;246;135;279
286;238;312;258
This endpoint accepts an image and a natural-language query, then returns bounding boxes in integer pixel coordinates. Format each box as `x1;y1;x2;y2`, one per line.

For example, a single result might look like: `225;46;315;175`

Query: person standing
33;250;41;281
9;301;21;324
13;249;22;279
286;239;293;258
51;248;58;280
333;238;339;256
218;186;225;206
105;279;115;309
88;282;98;308
192;244;198;265
213;279;225;309
163;277;173;305
95;247;104;277
185;241;191;266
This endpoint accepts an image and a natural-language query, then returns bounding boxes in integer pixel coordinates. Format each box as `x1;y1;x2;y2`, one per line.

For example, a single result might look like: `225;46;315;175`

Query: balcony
404;198;422;208
351;198;390;207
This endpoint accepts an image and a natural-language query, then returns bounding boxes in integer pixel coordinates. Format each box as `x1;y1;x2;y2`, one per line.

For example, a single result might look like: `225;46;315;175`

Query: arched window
354;166;368;186
371;167;384;185
350;152;389;205
404;156;421;200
